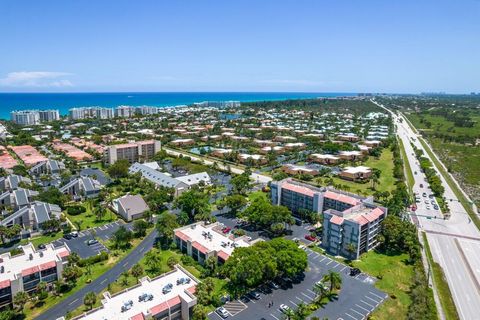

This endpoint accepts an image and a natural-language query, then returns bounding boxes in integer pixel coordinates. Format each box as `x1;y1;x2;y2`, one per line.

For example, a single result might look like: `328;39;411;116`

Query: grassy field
352;251;414;320
422;232;459;320
323;148;396;196
65;202;117;230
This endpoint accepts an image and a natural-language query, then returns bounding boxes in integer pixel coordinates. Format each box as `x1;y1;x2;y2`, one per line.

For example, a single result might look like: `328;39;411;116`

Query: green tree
144;250;162;273
156;212;179;246
13;291;29;312
36;187;69;209
133;219;149;238
192;304;209;320
107;159;130;179
174;189;211;222
112;226;133;248
62;265;83;286
36;281;48;302
230;173;251;195
167;256;178;269
323;270;342;293
67;252;81;265
83;291;97;310
218;194;247;216
131;263;144;283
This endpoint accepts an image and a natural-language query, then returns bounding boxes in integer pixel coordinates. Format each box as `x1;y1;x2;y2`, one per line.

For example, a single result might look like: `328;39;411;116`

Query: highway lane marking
101;278;108;284
123;262;128;268
68;298;79;306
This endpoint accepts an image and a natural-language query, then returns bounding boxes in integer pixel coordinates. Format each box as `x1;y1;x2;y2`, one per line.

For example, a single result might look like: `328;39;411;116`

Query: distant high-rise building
69;107;114;120
115;105;137;118
10;109;59;125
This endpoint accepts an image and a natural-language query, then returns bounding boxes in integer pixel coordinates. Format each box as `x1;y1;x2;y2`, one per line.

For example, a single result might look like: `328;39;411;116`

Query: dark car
350;267;361;277
63;233;73;240
249;291;260;300
38;244;46;250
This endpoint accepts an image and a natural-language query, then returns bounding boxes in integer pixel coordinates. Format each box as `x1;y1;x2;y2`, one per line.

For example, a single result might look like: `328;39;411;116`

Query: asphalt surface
209;248;387;320
34;230;158;320
374;99;480;320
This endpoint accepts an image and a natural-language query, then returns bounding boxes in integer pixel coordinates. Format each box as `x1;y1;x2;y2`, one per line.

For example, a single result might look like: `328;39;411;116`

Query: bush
78;251;109;267
66;205;86;216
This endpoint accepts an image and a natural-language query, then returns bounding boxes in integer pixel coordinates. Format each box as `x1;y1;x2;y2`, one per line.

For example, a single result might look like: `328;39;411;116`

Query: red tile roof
330;215;345;225
39;261;56;271
281;182;316;197
129;313;145;320
217;250;230;261
174;230;191;242
57;249;70;258
0;280;11;289
324;191;360;207
186;285;196;294
21;266;40;276
192;241;209;254
149;296;181;316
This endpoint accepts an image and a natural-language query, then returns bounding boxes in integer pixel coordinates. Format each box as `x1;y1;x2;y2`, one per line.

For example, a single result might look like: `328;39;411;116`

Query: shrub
66;205;86;216
78;251;109;267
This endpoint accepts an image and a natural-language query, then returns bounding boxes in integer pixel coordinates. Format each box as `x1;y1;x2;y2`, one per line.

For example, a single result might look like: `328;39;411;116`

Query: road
35;230;158;320
163;147;272;184
373;99;480;320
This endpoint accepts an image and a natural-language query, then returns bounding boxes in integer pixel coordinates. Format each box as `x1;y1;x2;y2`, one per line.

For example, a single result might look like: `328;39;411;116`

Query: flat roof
175;222;250;256
0;243;69;283
77;267;197;320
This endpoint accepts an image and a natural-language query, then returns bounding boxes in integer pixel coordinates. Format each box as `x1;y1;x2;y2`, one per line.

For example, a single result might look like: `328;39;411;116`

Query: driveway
209;248;387;320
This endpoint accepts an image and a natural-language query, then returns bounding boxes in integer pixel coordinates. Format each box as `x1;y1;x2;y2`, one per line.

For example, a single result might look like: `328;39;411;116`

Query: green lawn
324;149;396;196
65;202;118;231
422;232;459;320
248;190;268;202
353;251;414;320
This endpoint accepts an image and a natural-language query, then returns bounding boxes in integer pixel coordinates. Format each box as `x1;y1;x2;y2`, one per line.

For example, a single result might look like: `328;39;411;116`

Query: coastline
0;92;357;120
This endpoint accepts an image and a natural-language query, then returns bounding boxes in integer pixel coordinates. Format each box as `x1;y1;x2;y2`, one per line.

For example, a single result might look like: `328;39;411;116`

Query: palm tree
313;281;329;304
323;270;342;293
13;291;28;312
131;263;144;283
294;302;309;320
83;291;97;310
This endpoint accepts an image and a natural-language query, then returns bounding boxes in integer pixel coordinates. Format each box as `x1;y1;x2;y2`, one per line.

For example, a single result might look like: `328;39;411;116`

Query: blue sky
1;0;479;93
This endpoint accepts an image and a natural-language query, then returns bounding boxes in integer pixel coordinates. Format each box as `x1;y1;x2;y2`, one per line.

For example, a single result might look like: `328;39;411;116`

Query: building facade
104;140;161;165
11;110;59;125
0;243;70;308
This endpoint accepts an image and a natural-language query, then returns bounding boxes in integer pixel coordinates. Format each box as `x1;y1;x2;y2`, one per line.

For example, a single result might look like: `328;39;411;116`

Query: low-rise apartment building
174;222;253;264
339;166;372;181
0;243;70;308
104;140;161;165
67;266;197;320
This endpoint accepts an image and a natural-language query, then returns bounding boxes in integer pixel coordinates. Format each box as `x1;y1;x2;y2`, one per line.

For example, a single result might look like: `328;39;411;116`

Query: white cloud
0;71;74;87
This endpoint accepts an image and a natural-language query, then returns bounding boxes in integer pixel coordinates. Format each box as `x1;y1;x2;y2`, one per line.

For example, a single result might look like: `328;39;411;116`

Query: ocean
0;92;356;120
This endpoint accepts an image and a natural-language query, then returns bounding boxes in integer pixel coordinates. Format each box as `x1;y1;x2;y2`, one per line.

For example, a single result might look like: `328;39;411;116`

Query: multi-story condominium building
174;222;253;264
322;205;386;259
137;106;160;115
104;140;161;165
69;265;198;320
0;174;31;192
38;110;60;122
270;178;386;259
0;201;62;232
10;110;39;125
69;107;114;120
10;110;60;125
115;105;136;118
28;160;65;176
0;243;70;308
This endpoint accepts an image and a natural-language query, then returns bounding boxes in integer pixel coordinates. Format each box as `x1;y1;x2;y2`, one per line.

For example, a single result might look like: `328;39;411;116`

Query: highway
35;230;158;320
373;100;480;320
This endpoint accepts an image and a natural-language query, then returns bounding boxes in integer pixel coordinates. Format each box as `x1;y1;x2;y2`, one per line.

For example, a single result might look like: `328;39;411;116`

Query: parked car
38;244;46;250
71;231;79;238
304;234;317;242
422;193;427;197
216;307;229;318
63;233;73;240
350;267;361;277
222;227;231;234
269;281;280;289
87;239;99;246
419;184;423;188
280;304;291;314
249;291;260;300
433;205;439;210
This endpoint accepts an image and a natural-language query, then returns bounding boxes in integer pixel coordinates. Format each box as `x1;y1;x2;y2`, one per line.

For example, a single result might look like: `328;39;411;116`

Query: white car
216;307;229;318
280;304;291;314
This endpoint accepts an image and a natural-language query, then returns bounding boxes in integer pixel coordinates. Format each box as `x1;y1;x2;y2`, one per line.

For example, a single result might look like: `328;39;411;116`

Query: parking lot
209;248;387;320
52;221;131;259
